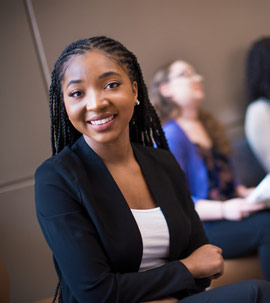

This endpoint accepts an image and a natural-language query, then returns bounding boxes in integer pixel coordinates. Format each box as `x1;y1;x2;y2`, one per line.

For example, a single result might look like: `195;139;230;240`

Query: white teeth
90;115;114;125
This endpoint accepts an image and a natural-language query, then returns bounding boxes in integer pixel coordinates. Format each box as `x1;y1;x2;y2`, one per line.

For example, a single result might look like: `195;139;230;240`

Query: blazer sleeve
161;151;211;294
35;159;207;303
163;150;209;254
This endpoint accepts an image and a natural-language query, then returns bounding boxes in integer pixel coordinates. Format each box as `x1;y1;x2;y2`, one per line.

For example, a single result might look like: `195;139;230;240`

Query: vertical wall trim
25;0;51;89
0;0;50;194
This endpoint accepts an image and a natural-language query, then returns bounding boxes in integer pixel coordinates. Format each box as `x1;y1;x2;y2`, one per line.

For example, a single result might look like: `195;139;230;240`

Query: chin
196;92;205;102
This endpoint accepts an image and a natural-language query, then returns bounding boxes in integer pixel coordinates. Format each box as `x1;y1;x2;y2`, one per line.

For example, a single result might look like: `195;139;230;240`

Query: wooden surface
210;254;264;288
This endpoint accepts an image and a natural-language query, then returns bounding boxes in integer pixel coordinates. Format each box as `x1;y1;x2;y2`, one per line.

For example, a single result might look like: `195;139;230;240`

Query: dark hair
49;36;168;155
246;37;270;103
149;62;179;124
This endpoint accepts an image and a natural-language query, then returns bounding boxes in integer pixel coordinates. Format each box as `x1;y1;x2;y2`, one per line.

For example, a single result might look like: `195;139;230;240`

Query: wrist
180;259;195;277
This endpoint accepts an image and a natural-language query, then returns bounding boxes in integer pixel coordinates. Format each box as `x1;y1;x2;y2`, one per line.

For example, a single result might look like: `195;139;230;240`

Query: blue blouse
163;120;237;204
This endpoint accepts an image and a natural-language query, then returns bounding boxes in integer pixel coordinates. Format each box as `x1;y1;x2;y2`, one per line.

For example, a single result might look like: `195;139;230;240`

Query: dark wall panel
0;0;50;186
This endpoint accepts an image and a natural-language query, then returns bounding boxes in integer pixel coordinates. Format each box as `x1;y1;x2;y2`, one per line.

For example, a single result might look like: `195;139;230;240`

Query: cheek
172;81;193;99
64;101;82;122
118;93;136;116
123;101;135;122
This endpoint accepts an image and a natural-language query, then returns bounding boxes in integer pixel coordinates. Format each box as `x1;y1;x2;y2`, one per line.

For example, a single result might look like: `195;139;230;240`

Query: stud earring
136;99;140;106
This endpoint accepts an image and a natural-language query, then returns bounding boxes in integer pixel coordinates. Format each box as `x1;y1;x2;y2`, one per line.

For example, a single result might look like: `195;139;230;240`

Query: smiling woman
48;37;167;155
35;36;270;303
62;50;138;147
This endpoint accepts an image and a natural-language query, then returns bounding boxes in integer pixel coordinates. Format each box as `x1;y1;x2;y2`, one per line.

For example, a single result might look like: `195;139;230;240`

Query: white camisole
131;207;170;272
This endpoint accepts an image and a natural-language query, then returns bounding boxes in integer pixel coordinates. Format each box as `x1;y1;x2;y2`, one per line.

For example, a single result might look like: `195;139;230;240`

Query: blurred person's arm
195;198;265;221
245;100;270;173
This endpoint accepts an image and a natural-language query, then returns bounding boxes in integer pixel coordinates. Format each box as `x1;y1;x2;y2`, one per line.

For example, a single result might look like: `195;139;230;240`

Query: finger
242;203;265;212
212;245;223;254
208;272;223;280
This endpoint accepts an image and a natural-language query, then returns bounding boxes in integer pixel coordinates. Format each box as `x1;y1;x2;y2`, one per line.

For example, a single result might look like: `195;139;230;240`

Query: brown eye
179;70;190;77
105;81;121;89
68;90;84;98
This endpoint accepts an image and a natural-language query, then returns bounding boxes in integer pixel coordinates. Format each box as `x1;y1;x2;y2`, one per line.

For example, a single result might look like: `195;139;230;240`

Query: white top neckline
131;206;160;213
131;206;170;272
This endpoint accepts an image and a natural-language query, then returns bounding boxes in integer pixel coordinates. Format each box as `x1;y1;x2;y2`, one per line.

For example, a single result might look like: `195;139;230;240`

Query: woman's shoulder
133;143;172;159
35;137;94;177
246;98;270;128
35;145;83;183
163;120;187;141
133;143;183;174
36;146;72;168
247;98;270;113
163;120;180;132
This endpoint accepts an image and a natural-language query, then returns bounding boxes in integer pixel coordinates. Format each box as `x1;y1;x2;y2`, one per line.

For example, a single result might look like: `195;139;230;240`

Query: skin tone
62;50;156;210
62;51;224;303
161;60;265;222
160;61;212;149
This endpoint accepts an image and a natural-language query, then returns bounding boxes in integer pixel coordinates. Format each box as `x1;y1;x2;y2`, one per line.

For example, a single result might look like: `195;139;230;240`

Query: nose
85;89;109;111
193;73;203;82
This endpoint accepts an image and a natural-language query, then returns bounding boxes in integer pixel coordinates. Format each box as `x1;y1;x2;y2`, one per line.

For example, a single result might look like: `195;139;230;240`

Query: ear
132;81;138;100
159;82;171;98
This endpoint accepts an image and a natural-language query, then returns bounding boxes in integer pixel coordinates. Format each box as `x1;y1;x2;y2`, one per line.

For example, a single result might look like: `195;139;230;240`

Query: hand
222;198;265;220
236;185;255;198
180;244;224;279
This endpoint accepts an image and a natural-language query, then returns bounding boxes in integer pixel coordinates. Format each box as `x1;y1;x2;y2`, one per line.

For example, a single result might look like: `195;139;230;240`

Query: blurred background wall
1;0;270;301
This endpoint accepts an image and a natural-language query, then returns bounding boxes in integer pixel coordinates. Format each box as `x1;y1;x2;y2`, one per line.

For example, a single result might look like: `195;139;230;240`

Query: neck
83;133;134;165
178;105;199;121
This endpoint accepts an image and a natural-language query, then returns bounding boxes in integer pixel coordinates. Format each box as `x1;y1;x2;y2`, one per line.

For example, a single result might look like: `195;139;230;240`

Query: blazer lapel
132;144;191;261
72;137;190;271
72;137;143;273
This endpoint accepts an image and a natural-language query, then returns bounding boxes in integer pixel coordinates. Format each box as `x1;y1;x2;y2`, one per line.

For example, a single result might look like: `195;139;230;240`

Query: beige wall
0;1;55;302
1;0;270;301
33;0;270;128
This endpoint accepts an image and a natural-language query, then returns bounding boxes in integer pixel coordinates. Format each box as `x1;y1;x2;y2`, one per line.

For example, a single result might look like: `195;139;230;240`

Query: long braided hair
49;36;168;155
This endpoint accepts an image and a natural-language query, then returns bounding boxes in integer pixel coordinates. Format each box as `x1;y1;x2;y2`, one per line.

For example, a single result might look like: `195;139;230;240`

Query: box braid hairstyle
49;36;168;155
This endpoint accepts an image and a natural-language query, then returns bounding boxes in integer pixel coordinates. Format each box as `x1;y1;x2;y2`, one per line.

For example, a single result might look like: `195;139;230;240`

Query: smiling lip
193;83;203;91
87;114;116;130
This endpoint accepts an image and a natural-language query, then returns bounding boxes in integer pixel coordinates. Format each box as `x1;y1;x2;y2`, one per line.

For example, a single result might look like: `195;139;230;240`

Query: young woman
150;59;270;281
35;36;270;303
245;37;270;173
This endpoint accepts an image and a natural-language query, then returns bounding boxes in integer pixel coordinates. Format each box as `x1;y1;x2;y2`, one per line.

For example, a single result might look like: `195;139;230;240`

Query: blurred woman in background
245;37;270;173
150;59;270;280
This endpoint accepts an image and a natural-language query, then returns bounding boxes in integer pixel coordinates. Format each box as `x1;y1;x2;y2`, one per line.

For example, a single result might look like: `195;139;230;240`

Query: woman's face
62;50;138;147
164;60;204;108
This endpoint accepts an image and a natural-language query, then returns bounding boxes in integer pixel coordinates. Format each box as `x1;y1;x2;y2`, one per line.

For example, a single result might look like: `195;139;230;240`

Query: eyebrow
66;79;83;89
98;71;121;79
172;69;192;78
66;71;121;89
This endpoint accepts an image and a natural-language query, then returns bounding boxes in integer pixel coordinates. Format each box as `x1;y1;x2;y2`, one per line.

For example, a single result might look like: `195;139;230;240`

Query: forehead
63;50;129;82
168;60;194;77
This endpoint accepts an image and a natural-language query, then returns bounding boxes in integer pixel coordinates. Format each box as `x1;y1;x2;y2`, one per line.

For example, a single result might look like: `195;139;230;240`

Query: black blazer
35;136;210;303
